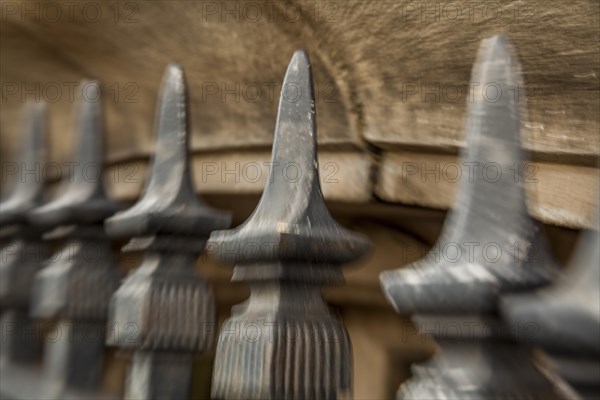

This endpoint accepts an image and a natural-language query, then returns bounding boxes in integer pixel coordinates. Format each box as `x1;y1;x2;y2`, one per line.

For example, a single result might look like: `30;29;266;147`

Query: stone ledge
376;151;599;229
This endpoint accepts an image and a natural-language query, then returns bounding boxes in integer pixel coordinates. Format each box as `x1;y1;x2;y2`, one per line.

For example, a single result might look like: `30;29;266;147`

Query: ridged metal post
380;35;570;399
502;228;600;399
27;82;122;399
208;50;371;400
0;102;47;366
104;64;231;400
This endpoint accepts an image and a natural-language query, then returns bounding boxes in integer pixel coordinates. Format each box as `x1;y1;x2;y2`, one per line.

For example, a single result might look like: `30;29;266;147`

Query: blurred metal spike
502;227;600;398
105;65;230;239
0;101;46;227
381;35;558;315
105;64;231;400
452;35;527;236
14;84;123;400
380;35;568;399
209;50;371;400
29;81;120;228
0;101;47;368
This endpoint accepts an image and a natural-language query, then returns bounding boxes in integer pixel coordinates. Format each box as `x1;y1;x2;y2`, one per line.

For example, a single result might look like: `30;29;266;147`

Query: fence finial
106;65;230;239
105;64;231;400
0;102;47;366
210;50;370;400
29;81;120;227
380;35;567;399
26;83;122;396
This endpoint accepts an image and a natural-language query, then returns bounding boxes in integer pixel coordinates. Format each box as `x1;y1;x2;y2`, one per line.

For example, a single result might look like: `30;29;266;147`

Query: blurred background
1;0;598;398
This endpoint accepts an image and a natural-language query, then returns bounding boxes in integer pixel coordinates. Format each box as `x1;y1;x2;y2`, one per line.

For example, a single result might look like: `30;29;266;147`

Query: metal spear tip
379;35;557;314
28;81;121;229
208;50;371;265
446;34;540;250
0;101;46;226
104;64;231;239
466;34;522;147
501;228;600;355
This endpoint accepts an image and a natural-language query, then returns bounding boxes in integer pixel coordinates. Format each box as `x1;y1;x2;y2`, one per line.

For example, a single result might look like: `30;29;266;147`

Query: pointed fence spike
209;50;371;400
381;35;558;316
105;64;231;400
105;64;230;239
449;35;530;243
210;50;369;265
21;84;123;398
28;81;119;228
379;35;569;399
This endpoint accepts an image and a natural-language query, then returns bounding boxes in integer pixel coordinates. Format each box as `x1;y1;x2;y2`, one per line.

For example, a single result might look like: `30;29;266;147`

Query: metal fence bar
26;81;122;400
0;102;47;367
379;35;571;399
208;50;371;400
104;64;231;400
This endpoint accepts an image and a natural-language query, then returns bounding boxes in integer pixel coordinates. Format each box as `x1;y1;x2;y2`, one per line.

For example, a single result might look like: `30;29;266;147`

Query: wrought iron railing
0;35;597;400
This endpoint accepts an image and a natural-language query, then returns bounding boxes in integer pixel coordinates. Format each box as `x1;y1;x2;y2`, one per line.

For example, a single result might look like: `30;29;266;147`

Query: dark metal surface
10;83;121;400
379;35;569;399
502;228;600;399
208;50;371;400
0;102;47;367
105;64;231;400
